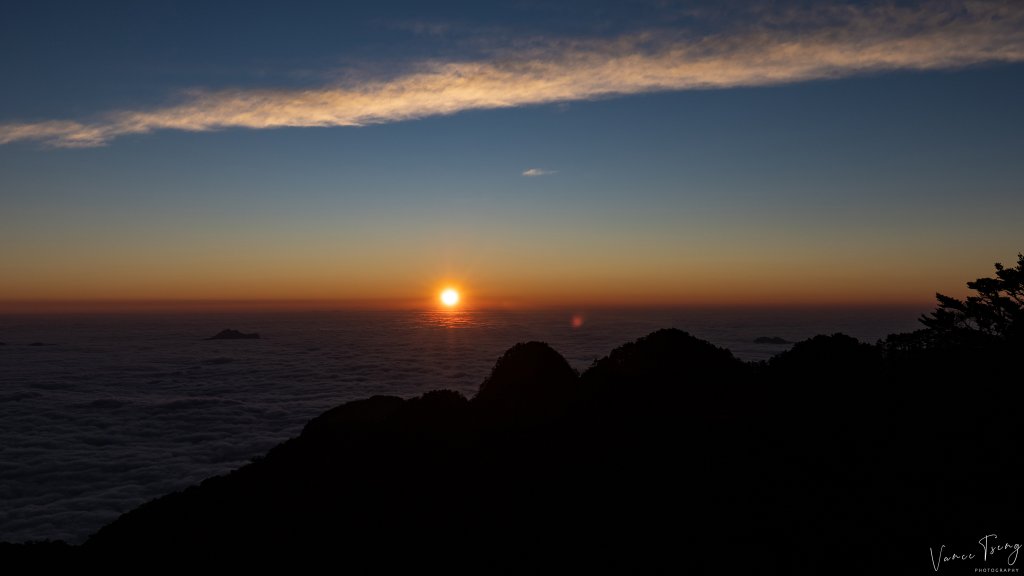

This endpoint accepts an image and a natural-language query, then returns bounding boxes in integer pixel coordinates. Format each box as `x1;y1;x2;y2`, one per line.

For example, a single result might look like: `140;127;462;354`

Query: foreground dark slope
80;330;766;570
6;327;1023;573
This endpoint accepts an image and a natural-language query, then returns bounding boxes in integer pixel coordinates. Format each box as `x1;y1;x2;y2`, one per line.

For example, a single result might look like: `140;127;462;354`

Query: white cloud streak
2;1;1023;148
522;168;557;177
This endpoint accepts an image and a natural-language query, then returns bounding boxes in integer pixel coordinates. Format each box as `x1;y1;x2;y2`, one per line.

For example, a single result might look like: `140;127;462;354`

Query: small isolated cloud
522;168;557;177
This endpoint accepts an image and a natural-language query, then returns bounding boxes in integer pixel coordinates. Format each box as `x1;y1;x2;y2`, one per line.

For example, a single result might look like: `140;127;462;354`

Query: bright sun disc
440;289;459;306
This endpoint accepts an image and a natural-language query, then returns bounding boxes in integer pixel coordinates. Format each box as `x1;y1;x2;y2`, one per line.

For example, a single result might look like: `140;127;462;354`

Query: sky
1;0;1022;311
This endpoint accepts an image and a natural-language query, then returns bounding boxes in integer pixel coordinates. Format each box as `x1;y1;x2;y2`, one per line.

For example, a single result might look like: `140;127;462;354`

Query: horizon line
0;297;936;315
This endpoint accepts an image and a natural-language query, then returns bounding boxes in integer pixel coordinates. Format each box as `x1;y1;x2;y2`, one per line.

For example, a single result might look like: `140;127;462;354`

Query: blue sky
2;1;1022;309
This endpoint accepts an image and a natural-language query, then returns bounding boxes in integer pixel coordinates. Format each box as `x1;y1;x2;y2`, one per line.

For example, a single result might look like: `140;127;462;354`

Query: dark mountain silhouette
205;329;260;340
5;256;1024;572
473;341;577;427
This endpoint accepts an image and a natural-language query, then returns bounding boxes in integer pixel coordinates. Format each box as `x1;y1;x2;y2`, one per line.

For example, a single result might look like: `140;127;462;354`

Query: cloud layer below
3;2;1023;147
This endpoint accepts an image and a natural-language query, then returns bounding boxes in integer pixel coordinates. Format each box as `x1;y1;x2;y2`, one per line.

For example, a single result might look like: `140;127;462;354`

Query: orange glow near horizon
0;195;1007;315
0;250;986;314
0;269;956;314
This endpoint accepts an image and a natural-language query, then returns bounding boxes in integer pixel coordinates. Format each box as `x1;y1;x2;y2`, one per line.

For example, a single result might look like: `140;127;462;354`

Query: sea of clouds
0;307;919;543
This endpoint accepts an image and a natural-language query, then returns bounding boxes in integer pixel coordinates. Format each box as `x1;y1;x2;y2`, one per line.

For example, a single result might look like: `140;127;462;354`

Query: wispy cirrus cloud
2;1;1023;148
522;168;557;177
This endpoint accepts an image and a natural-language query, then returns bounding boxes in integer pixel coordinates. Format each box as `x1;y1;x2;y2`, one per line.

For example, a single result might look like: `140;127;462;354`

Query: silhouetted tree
919;253;1024;344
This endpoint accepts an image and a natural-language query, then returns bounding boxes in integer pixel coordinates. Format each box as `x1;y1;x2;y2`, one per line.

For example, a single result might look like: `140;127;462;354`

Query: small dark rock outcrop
754;336;790;344
205;329;260;340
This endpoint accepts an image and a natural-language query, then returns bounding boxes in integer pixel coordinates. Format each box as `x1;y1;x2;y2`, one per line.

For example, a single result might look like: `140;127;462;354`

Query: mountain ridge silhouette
3;321;1021;573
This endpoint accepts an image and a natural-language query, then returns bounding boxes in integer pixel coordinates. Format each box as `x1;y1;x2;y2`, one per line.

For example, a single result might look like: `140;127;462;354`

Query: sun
440;288;460;307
